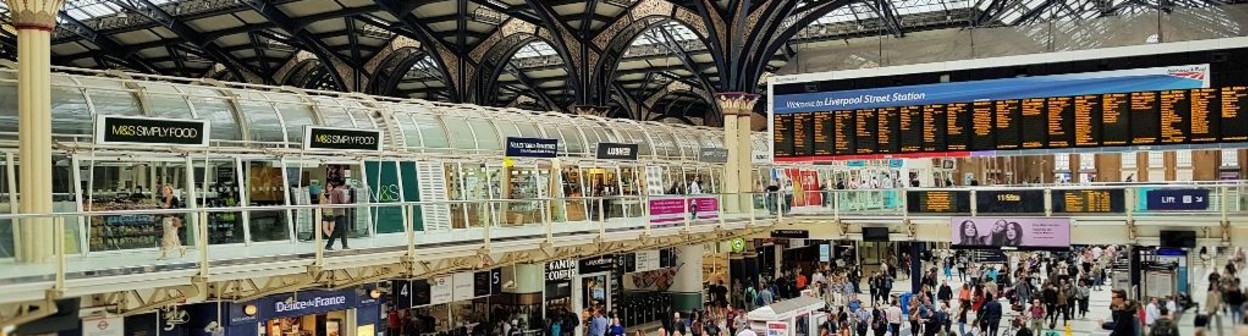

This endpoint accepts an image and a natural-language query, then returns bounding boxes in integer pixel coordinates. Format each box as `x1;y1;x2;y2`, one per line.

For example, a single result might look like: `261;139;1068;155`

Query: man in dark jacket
938;280;954;304
1102;289;1139;336
981;293;1003;336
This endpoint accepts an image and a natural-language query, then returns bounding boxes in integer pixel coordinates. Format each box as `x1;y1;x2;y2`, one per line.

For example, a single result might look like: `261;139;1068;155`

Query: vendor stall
746;297;827;336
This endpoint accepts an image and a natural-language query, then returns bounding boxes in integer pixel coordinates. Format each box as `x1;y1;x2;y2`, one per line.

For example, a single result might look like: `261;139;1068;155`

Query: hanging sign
545;259;578;282
95;115;209;146
506;137;559;158
579;254;617;274
428;275;453;305
1145;188;1210;210
596;143;640;160
633;250;661;272
729;237;746;253
473;269;501;297
452;272;474;301
304;126;383;151
81;315;124;336
699;148;729;163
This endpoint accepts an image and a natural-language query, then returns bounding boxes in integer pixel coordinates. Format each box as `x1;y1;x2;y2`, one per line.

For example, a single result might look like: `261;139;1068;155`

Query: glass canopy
0;68;743;161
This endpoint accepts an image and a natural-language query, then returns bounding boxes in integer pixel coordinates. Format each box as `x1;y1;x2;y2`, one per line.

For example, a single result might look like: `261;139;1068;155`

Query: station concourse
1;0;1248;336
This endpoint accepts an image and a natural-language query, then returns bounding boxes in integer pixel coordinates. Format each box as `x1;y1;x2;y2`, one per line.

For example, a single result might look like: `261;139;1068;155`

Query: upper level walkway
1;181;1245;306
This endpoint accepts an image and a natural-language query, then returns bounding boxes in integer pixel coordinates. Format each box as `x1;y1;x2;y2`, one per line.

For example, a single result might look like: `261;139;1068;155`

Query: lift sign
304;126;383;151
96;116;209;146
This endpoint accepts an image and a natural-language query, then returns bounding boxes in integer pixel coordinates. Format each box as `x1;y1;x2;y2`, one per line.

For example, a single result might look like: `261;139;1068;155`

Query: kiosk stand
746;297;826;336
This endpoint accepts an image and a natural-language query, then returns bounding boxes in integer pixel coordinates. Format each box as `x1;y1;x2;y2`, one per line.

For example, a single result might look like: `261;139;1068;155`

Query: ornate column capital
6;0;66;30
715;92;760;117
571;105;611;118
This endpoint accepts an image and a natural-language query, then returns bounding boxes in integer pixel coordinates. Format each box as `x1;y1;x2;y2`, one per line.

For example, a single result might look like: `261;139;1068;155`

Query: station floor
864;265;1245;336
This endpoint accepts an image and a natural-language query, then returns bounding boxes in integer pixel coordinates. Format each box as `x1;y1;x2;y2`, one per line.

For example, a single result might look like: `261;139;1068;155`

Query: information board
773;87;1248;161
906;190;971;213
1052;189;1126;213
976;190;1046;213
995;99;1021;150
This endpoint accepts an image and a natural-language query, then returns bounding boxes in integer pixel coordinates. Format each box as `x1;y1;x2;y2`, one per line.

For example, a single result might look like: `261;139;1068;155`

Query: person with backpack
744;285;758;311
854;301;871;336
1149;307;1179;336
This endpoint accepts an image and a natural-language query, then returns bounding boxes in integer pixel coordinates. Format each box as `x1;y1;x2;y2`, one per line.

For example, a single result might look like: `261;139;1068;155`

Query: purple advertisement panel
951;217;1071;249
649;197;720;224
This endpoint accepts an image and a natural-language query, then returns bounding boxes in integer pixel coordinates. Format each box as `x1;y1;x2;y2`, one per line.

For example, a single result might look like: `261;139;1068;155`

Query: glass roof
631;21;700;47
513;40;558;58
61;0;178;20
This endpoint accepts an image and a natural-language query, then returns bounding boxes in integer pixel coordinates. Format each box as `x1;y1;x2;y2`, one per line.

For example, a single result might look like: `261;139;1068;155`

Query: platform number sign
392;280;413;309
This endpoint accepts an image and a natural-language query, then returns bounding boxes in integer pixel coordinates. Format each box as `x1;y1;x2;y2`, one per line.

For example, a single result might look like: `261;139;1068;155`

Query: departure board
855;109;877;154
906;190;971;213
1021;98;1047;148
878;107;900;153
1052;189;1125;213
977;190;1045;213
793;113;812;155
1074;95;1101;147
947;103;970;151
1221;87;1248;141
899;106;923;152
772;86;1248;161
1130;91;1160;145
1159;90;1190;144
971;101;995;151
813;112;833;156
995;100;1021;150
833;110;855;155
773;114;793;157
1190;88;1219;143
1102;93;1130;146
923;105;948;152
1047;97;1074;148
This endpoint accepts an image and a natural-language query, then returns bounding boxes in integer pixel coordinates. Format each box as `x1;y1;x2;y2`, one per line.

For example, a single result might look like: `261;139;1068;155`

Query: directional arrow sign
1146;188;1210;211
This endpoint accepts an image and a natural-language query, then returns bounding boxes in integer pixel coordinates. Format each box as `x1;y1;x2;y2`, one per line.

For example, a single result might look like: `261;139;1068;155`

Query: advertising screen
950;217;1071;249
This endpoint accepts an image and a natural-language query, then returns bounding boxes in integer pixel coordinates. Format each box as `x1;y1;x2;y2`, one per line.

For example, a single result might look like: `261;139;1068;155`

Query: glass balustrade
1;182;1247;293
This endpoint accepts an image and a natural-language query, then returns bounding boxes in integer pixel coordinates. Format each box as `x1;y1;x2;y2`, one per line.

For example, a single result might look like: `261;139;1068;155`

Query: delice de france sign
95;115;210;146
304;126;383;151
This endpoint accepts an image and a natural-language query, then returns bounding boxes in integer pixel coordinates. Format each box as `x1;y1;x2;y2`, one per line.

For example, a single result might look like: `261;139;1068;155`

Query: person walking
981;294;1003;336
157;184;186;260
1027;299;1045;334
325;180;351;250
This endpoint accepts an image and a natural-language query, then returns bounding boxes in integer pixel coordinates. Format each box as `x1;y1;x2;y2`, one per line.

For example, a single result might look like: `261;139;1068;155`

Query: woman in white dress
158;184;186;260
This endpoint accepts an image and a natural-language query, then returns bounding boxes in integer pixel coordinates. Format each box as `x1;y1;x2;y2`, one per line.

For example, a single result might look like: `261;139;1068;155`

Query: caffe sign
545;259;578;282
95;115;209;146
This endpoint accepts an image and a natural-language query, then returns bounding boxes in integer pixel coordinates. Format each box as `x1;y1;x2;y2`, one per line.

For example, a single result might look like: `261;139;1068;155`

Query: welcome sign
95;115;209;146
304;126;383;151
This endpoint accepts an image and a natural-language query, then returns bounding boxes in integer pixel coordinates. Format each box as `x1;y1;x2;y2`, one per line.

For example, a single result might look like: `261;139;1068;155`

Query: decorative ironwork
715;92;760;117
572;105;611;117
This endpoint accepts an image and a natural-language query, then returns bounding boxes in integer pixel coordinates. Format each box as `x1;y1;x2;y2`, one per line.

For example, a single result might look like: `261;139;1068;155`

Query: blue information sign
1145;188;1210;210
505;137;559;158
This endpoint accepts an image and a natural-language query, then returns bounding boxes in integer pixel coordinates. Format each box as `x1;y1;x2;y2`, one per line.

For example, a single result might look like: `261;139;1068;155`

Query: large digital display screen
951;217;1071;249
771;64;1236;161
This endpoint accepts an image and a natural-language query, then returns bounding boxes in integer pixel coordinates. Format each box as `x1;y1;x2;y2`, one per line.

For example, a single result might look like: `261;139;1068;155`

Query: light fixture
370;289;383;299
243;304;259;316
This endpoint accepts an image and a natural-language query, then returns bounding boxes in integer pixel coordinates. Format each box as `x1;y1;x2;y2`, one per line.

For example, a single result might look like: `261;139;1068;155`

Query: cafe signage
304;126;383;151
506;137;559;158
95;115;209;146
596;143;639;160
545;259;578;282
699;148;729;163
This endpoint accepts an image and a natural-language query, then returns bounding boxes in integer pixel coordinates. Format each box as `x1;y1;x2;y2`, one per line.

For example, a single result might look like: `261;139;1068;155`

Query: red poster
801;170;822;206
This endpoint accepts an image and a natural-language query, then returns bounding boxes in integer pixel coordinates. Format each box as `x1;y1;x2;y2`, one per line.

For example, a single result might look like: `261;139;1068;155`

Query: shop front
388;269;503;336
195;287;383;336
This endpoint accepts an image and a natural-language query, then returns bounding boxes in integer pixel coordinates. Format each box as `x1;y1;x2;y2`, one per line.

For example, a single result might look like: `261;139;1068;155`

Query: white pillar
669;244;705;312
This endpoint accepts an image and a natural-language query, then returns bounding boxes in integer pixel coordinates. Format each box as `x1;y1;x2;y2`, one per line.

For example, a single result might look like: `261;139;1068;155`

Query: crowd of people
490;246;1248;336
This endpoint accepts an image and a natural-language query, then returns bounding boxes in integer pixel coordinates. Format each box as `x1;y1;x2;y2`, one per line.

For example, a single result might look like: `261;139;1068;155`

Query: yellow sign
357;324;375;336
503;157;514;167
